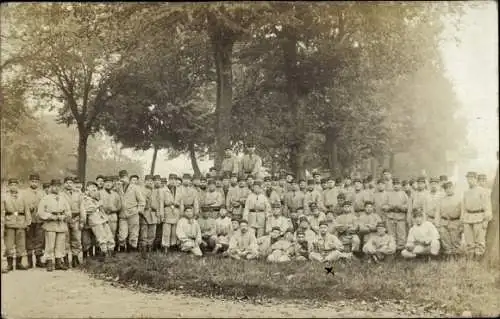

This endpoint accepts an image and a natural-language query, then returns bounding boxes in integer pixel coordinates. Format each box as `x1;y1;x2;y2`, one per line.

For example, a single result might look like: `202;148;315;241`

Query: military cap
207;179;216;185
364;200;374;206
96;175;105;181
478;174;487;180
377;178;385;184
104;176;113;182
443;181;453;189
298;179;305;184
271;175;279;182
50;179;62;186
412;208;424;217
417;176;426;183
232;201;241;207
392;178;400;185
200;205;210;213
271;202;282;208
144;175;153;181
231;172;238;178
353;178;362;184
231;217;240;222
184;204;194;210
130;174;139;180
200;176;207;182
326;176;334;181
290;179;298;184
285;227;294;234
216;176;223;182
209;167;217;172
73;177;81;184
253;180;262;187
271;226;282;232
319;221;329;227
239;219;249;225
86;181;97;188
238;177;246;182
376;221;386;229
153;175;161;181
29;174;40;181
342;200;352;206
337;193;346;200
408;179;415;185
192;174;201;180
7;178;19;184
401;180;408;186
221;173;230;180
298;216;309;223
118;170;128;177
335;177;342;184
160;177;168;183
168;173;177;179
246;142;255;148
429;177;439;183
42;182;50;189
382;168;390;173
63;176;73;183
309;202;318;209
263;176;271;182
296;231;306;236
286;171;295;177
312;171;321;177
182;173;191;180
344;175;352;180
112;175;120;181
307;179;314;185
320;178;327;184
366;175;373;182
466;171;477;178
439;175;448;182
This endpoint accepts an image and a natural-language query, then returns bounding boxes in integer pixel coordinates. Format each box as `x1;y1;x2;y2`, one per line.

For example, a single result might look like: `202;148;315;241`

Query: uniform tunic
461;186;492;256
402;221;440;257
363;233;396;255
2;191;31;257
307;212;326;234
323;188;338;210
373;190;389;216
215;216;233;245
178;186;200;217
265;215;291;235
221;156;240;175
438;193;462;254
244;193;270;230
284;190;305;215
228;230;258;256
176;217;202;252
240;154;262;176
357;212;382;239
309;233;346;262
304;190;324;213
23;187;46;256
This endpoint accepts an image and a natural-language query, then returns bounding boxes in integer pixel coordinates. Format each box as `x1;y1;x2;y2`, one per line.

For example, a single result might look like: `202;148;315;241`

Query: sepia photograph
0;1;498;318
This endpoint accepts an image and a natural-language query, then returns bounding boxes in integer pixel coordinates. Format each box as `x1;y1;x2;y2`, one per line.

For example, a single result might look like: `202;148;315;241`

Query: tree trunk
282;31;306;181
484;164;499;266
150;144;159;175
188;142;201;177
370;157;377;178
326;128;340;177
389;152;396;172
77;127;89;185
209;15;235;172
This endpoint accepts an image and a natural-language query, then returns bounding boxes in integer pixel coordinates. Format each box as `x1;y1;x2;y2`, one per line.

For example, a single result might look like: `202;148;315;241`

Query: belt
249;209;256;212
426;215;435;219
467;209;484;214
51;211;65;216
174;204;180;208
71;211;81;216
441;216;460;221
5;211;24;216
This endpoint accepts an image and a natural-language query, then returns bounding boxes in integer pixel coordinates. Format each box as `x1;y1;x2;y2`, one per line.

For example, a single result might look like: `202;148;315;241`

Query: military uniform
2;179;31;270
243;184;270;238
162;180;180;250
215;214;233;249
139;177;159;252
178;181;200;217
99;178;121;246
266;233;294;263
357;205;382;243
334;202;360;253
150;176;165;251
292;235;312;261
386;187;410;250
265;203;291;235
227;228;259;260
61;182;84;265
438;184;463;255
37;180;71;271
426;178;445;226
401;217;440;259
24;174;46;268
362;222;397;261
373;187;390;218
304;180;324;214
323;185;339;212
284;188;305;218
203;186;224;219
309;230;349;262
117;170;145;251
176;215;202;256
221;153;239;179
240;151;262;179
198;213;217;251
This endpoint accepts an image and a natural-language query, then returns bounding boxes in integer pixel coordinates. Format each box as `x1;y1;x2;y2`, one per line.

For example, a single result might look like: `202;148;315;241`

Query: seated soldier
294;216;318;244
293;231;312;261
198;206;217;252
324;210;337;235
176;206;203;257
266;202;290;236
267;228;295;263
213;207;232;254
227;219;259;260
357;201;382;244
257;226;282;258
335;201;361;254
362;221;396;263
310;221;351;263
307;202;326;235
401;208;440;259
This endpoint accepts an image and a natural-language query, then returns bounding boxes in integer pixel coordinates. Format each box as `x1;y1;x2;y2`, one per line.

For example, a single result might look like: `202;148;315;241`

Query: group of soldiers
1;147;494;272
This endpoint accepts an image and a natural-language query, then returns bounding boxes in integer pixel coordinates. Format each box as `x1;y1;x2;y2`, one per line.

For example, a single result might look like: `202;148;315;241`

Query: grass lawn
82;252;500;317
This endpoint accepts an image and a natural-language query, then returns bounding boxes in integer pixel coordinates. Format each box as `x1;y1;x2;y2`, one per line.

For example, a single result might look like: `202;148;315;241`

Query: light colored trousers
162;223;178;247
401;240;440;258
463;222;487;256
439;220;463;255
44;231;66;261
66;216;82;255
4;228;27;257
118;214;140;248
386;218;407;250
92;223;115;253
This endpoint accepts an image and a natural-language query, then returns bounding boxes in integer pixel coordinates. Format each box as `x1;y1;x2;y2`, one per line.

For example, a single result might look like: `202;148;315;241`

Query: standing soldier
221;147;239;177
462;171;492;259
37;179;71;271
130;174;140;185
167;174;178;198
42;182;51;195
426;177;445;227
117;170;145;253
240;143;262;179
204;179;224;219
100;176;121;254
341;176;355;200
373;179;390;219
162;175;179;254
402;180;413;198
312;172;323;193
2;178;31;271
264;176;281;206
96;175;105;191
284;181;305;218
61;177;84;268
81;182;115;261
244;180;271;238
409;177;430;225
151;175;165;252
382;169;393;191
73;177;84;193
386;178;410;252
352;178;370;214
160;177;168;189
323;176;338;213
178;174;200;218
24;173;46;268
438;181;463;258
304;179;324;214
139;175;158;254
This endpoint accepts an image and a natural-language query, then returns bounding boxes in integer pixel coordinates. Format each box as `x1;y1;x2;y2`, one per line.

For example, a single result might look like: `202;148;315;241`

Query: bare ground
1;269;450;318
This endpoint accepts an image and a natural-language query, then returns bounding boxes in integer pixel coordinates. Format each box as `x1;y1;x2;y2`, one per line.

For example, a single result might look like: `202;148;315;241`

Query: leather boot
64;254;70;268
46;259;54;272
7;257;14;271
35;255;45;268
71;255;80;268
55;258;68;270
27;254;34;268
16;257;28;270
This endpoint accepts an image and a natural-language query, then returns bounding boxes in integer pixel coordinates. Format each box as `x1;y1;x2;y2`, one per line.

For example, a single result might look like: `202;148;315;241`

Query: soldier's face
193;179;200;187
299;220;309;229
65;180;74;190
284;232;293;241
383;172;392;180
87;185;98;197
254;185;262;193
466;177;477;187
327;181;334;189
326;213;334;221
297;234;306;242
51;185;61;193
273;208;281;216
286;176;293;183
417;182;426;190
222;179;230;187
319;225;328;235
240;223;248;232
231;177;238;184
393;184;401;191
208;183;216;191
239;181;246;187
377;226;386;236
121;176;130;184
292;183;299;191
343;205;352;213
430;183;438;191
248;147;255;154
185;209;194;219
314;175;321;183
75;183;83;191
307;184;314;191
145;180;153;188
337;199;345;206
154;180;161;188
478;178;487;187
231;221;239;230
299;181;306;189
344;179;352;186
312;208;319;216
445;186;454;196
29;180;40;188
104;181;113;189
8;182;18;192
414;215;423;225
377;183;385;191
130;177;138;184
225;149;232;157
182;180;189;187
201;181;207;188
219;209;227;217
354;182;362;190
365;205;374;214
96;178;104;187
271;230;280;239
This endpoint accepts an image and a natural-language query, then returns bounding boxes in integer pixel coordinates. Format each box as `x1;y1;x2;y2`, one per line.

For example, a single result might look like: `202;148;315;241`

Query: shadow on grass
81;252;500;316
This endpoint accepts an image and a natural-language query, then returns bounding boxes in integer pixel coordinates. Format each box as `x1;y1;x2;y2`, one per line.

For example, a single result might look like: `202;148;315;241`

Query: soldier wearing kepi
438;181;463;258
221;147;240;177
386;178;410;252
37;179;71;272
139;175;159;254
176;206;203;257
240;143;262;179
100;176;121;254
117;170;145;252
309;221;351;263
151;175;165;252
178;173;200;217
462;171;492;259
162;174;179;254
24;173;46;268
61;176;84;268
2;178;31;271
244;180;271;238
81;181;115;261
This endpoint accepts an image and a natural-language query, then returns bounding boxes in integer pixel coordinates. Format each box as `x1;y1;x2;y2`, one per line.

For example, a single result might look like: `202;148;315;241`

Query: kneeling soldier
401;208;440;259
176;206;203;257
227;219;259;260
2;178;31;271
362;222;396;263
82;182;115;261
198;206;217;252
38;179;71;271
310;221;351;263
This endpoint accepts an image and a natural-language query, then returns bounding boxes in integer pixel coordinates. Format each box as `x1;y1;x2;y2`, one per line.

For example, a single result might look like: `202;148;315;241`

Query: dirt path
2;269;446;318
